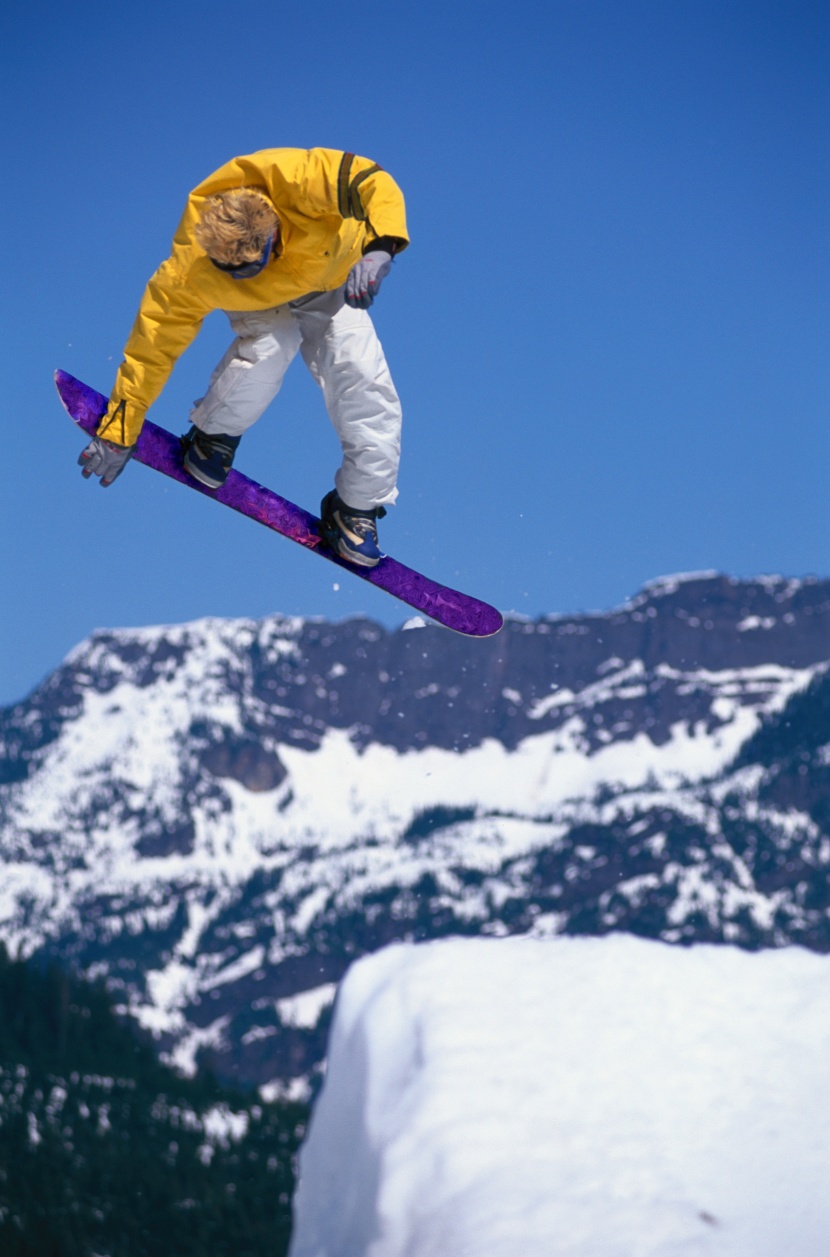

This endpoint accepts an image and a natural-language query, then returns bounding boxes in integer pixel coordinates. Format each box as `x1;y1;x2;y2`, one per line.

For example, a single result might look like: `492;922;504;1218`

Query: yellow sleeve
329;151;409;248
99;256;208;445
348;164;410;250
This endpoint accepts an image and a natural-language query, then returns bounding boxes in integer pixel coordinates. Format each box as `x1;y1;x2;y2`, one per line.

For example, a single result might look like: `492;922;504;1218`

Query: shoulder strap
337;152;382;222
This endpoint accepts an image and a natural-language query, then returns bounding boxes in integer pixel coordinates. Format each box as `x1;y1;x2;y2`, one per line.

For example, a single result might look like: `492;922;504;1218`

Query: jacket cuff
362;235;407;257
96;397;142;446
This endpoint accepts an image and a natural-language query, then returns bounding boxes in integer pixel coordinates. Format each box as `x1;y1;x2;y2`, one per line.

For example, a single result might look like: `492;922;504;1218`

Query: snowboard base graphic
55;371;503;638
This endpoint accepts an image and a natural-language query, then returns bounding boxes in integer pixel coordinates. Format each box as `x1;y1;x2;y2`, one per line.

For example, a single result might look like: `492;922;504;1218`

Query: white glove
78;435;134;487
345;250;393;309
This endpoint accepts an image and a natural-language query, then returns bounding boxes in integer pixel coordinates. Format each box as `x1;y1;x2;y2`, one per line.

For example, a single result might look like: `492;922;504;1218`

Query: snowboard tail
55;371;503;638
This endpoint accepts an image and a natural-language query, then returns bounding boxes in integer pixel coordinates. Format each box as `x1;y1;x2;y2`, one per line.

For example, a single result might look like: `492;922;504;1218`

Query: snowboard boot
319;490;387;568
181;427;242;489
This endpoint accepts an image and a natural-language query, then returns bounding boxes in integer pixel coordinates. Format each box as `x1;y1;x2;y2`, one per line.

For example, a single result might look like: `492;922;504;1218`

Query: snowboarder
78;147;409;567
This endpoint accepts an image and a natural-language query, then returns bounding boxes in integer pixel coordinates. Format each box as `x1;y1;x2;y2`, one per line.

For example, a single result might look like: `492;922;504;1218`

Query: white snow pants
189;287;401;510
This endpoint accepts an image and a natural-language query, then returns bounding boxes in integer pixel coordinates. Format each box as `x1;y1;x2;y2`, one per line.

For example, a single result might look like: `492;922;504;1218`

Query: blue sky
2;0;828;704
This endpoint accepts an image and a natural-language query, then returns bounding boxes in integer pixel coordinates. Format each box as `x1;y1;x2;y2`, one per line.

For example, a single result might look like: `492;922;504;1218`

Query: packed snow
289;935;830;1257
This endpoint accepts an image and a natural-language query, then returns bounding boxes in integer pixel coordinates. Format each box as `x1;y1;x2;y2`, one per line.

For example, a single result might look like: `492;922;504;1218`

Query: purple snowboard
56;371;503;638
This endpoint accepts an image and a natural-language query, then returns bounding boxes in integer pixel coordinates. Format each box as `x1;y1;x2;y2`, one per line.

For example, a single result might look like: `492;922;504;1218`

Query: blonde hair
194;189;279;265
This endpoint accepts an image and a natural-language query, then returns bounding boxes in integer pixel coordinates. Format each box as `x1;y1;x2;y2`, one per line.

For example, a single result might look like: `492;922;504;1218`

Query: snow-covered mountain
2;572;830;1097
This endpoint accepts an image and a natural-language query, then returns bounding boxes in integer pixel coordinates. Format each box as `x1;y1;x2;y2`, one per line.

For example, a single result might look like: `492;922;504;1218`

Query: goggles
210;232;275;280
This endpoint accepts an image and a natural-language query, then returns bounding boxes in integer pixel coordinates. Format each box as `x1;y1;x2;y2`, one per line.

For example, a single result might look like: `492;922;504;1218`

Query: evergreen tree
0;945;308;1256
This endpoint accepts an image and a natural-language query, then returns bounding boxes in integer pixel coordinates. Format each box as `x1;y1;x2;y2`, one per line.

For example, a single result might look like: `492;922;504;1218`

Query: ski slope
289;935;830;1257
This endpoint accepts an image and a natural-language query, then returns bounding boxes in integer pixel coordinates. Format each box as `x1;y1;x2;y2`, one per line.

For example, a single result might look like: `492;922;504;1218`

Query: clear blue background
1;0;828;704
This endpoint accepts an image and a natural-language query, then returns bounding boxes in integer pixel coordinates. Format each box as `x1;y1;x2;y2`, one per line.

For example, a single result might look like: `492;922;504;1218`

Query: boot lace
341;504;386;541
194;431;236;461
348;515;377;542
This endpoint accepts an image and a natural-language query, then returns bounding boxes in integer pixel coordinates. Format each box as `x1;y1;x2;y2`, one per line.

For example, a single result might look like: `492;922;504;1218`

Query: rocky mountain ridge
2;572;830;1096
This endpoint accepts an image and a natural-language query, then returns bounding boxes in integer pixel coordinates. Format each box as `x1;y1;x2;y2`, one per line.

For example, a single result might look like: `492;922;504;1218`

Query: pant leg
190;308;302;436
294;289;402;510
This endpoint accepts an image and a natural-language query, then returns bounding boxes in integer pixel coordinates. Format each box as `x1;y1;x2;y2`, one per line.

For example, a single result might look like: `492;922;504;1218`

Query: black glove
78;435;134;487
345;250;393;309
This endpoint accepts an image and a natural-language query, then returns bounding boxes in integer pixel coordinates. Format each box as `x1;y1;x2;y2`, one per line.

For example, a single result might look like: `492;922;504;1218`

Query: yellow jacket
99;148;409;445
